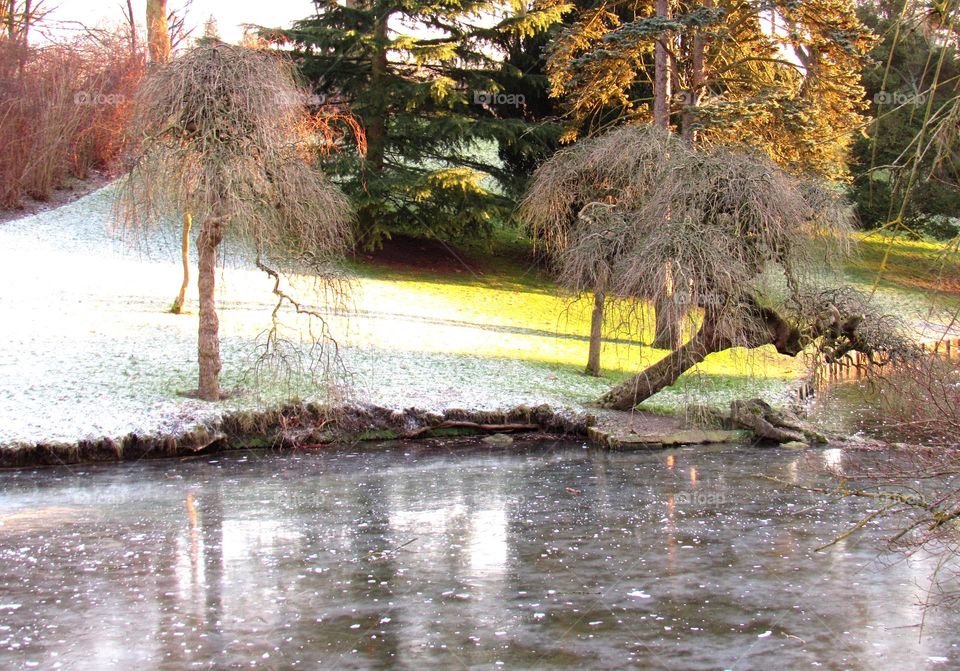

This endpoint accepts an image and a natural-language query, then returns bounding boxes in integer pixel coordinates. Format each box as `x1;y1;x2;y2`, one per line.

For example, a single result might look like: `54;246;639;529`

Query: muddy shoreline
0;403;594;469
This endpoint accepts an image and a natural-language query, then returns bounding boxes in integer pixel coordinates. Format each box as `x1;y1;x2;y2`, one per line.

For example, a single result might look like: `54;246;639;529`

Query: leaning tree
519;126;686;376
117;42;353;401
596;143;907;410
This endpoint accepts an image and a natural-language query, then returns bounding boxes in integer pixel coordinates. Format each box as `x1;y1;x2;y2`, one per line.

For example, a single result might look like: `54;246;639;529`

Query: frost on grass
0;187;609;445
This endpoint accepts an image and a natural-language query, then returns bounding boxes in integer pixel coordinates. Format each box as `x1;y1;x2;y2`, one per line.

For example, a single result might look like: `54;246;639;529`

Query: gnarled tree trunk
197;217;224;401
600;314;721;410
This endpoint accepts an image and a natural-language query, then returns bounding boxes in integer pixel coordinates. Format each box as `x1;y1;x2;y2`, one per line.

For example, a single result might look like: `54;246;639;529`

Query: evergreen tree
547;0;873;179
272;0;570;248
852;0;960;235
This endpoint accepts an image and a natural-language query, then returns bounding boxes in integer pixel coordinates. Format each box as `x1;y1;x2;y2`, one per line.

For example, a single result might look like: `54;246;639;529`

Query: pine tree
271;0;570;248
547;0;874;179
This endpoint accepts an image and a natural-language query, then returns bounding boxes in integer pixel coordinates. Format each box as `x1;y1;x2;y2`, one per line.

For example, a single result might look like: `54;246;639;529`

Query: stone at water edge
781;441;809;449
482;433;514;446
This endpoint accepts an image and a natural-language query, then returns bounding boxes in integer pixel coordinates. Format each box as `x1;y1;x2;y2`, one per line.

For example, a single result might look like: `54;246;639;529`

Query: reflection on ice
466;508;508;576
0;442;957;670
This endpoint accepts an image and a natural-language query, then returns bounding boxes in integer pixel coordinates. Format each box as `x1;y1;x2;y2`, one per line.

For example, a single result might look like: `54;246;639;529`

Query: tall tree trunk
197;219;224;401
586;289;605;376
146;0;170;64
366;11;388;173
356;5;389;244
125;0;137;58
171;212;192;313
652;263;682;349
653;0;671;128
600;315;720;410
651;0;683;347
680;0;710;143
17;0;29;77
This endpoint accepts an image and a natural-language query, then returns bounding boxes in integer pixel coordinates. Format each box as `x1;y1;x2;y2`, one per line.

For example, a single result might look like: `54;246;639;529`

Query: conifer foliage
547;0;873;179
273;0;571;247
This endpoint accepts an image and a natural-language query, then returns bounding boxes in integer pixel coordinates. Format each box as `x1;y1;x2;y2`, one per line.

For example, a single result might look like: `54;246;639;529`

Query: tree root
730;399;826;445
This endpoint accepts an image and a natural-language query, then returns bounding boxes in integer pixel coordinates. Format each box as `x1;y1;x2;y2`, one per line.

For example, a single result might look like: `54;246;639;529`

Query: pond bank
0;401;768;469
0;403;585;469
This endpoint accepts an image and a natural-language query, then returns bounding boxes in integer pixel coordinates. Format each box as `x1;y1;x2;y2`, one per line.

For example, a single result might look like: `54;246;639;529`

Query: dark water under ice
0;441;957;670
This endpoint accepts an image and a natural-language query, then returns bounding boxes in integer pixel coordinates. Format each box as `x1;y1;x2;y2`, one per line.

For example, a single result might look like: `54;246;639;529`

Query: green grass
296;231;959;413
344;241;808;411
846;231;960;312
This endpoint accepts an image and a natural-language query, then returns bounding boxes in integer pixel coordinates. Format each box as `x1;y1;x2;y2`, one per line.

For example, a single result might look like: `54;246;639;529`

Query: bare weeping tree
597;146;900;410
519;126;684;376
117;42;352;401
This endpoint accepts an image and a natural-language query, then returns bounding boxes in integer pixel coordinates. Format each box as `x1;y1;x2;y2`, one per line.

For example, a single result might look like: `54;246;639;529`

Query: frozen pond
0;441;957;670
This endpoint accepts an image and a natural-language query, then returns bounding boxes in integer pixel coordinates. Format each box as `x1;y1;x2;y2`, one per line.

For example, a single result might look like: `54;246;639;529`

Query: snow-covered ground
0;186;612;445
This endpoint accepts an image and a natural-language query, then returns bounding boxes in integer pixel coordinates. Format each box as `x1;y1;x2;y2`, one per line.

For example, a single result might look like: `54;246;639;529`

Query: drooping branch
252;253;351;392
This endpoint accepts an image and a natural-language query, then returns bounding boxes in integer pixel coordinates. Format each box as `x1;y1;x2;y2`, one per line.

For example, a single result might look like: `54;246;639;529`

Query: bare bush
0;29;142;208
853;350;960;447
116;42;353;400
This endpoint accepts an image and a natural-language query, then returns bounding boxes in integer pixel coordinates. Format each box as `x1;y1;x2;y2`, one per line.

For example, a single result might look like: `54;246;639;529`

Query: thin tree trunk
653;263;682;349
586;289;605;376
652;1;683;347
357;5;389;243
366;12;388;173
17;0;29;77
197;218;224;401
680;0;711;142
600;316;719;410
146;0;170;64
125;0;137;58
171;212;191;313
653;0;671;128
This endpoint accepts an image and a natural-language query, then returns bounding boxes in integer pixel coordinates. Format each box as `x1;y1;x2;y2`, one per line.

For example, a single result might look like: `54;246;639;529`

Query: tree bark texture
600;314;720;410
586;289;605;376
146;0;170;64
197;218;224;401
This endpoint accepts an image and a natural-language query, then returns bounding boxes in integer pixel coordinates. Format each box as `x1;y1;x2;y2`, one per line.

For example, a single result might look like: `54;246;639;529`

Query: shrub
0;30;143;208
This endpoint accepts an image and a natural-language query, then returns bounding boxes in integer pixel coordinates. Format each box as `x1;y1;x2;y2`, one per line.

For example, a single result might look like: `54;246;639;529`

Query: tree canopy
270;0;571;247
547;0;873;179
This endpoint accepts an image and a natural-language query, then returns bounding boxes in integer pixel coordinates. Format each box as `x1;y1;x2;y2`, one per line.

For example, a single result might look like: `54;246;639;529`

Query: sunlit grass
846;232;960;310
342;261;808;392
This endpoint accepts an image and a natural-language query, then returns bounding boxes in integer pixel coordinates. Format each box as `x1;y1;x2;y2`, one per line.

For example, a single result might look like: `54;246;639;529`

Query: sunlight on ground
846;232;960;315
0;184;851;443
